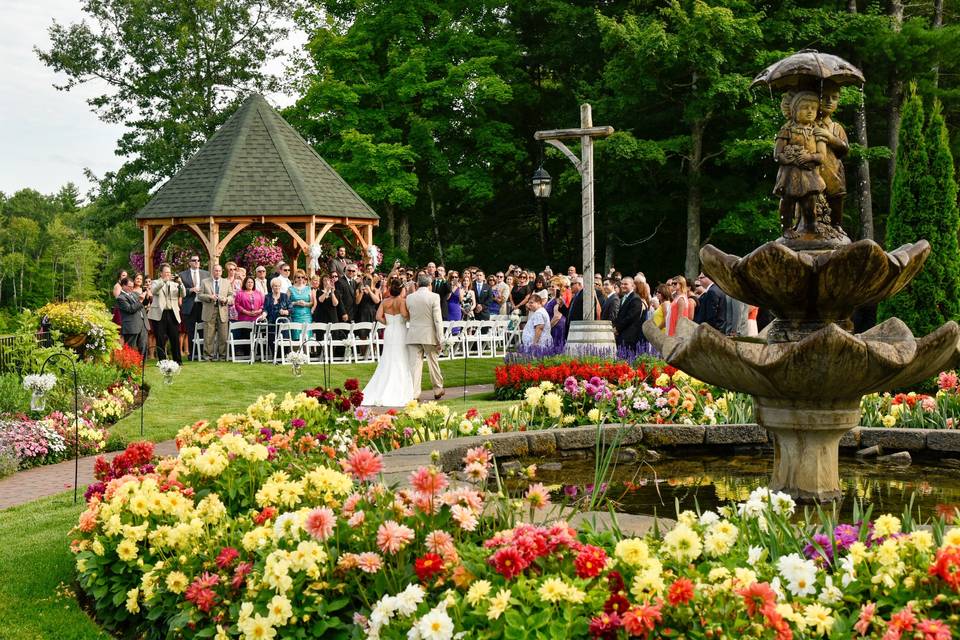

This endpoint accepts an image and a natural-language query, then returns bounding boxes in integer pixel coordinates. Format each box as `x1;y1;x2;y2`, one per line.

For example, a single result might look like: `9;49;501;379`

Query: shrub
0;442;17;478
0;373;30;413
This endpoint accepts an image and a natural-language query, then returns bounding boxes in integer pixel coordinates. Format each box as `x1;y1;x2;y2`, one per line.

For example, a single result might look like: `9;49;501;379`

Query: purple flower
260;427;273;440
267;446;277;460
803;533;834;565
291;418;306;429
563;485;578;498
833;523;859;549
403;427;414;438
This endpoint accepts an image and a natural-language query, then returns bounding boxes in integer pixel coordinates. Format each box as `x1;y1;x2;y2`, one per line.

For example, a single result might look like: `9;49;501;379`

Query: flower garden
69;382;960;639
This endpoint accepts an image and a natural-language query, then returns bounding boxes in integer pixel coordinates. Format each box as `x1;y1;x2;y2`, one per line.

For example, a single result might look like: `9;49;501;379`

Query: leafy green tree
879;86;960;335
598;0;763;279
288;0;520;259
36;0;290;180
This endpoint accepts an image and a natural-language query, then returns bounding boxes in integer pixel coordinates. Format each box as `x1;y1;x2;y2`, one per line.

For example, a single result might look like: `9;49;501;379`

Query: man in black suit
614;276;645;349
178;255;210;359
433;265;450;320
473;270;493;320
336;263;359;321
600;278;621;322
693;272;726;331
116;276;148;354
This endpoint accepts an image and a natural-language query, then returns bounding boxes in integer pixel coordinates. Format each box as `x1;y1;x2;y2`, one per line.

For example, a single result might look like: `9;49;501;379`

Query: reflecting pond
521;449;960;521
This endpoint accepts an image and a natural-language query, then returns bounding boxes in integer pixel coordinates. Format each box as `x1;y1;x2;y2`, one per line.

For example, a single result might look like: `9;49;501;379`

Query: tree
878;86;960;335
598;0;763;279
287;0;521;259
36;0;290;180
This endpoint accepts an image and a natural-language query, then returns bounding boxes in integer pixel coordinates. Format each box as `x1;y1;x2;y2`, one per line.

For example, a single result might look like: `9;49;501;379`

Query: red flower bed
494;360;675;399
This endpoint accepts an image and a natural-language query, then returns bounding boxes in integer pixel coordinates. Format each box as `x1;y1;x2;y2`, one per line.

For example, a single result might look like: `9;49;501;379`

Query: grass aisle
110;358;500;446
0;493;106;639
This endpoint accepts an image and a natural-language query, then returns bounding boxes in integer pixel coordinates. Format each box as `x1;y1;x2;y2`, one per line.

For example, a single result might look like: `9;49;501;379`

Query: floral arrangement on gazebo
234;236;284;273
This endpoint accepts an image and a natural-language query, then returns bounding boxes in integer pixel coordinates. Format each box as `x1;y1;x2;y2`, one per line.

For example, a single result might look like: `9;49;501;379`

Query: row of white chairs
191;317;520;364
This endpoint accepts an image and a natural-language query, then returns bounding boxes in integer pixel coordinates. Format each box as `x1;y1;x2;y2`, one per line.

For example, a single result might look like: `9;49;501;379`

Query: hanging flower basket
63;334;86;349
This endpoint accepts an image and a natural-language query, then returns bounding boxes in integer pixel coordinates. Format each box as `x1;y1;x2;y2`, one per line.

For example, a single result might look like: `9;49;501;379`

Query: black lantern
531;166;552;199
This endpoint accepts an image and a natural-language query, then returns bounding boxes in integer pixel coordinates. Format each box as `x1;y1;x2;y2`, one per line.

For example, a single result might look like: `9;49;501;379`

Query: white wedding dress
361;314;417;406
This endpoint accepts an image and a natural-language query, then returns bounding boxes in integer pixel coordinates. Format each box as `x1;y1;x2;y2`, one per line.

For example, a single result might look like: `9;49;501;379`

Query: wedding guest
235;276;264;322
117;276;148;354
653;283;671;330
485;274;502;315
336;263;359;321
198;264;233;361
329;246;350;277
148;263;185;363
522;292;553;348
271;263;292;294
179;255;209;359
667;276;692;337
112;269;128;327
511;271;532;316
288;270;315;340
262;279;290;355
254;265;269;294
600;278;620;321
313;275;339;323
545;280;566;346
615;276;646;350
446;271;463;325
461;272;477;321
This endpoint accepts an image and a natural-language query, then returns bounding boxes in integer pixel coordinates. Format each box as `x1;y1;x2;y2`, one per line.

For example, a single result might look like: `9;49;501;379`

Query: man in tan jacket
148;263;186;362
198;264;234;361
405;274;444;399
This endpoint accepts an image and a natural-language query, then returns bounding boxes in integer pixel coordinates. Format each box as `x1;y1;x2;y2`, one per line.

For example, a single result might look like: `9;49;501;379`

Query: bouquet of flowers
288;351;310;366
156;360;181;376
22;374;57;395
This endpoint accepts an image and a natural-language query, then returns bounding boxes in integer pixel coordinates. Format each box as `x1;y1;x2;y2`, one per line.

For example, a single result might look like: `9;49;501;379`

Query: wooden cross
534;104;614;322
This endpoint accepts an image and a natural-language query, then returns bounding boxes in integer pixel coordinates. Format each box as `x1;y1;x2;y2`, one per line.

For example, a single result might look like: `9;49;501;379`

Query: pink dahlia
409;466;450;495
376;520;415;554
304;506;336;541
340;446;383;482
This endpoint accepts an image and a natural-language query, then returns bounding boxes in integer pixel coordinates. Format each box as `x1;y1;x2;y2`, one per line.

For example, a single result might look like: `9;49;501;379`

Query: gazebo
136;94;378;277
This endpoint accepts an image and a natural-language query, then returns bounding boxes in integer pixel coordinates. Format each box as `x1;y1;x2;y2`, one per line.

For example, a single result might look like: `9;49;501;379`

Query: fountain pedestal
755;397;860;502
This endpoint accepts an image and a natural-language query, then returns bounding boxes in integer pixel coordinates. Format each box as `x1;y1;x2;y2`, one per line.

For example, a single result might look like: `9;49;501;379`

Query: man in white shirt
271;263;292;294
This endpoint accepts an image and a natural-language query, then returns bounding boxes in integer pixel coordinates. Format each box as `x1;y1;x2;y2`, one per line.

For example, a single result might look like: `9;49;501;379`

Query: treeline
10;0;960;305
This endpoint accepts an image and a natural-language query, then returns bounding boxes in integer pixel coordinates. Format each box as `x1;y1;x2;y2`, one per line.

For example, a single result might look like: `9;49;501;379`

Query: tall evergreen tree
879;86;960;335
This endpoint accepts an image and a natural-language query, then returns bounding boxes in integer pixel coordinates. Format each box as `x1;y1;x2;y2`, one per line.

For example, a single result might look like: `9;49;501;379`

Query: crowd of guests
111;247;769;364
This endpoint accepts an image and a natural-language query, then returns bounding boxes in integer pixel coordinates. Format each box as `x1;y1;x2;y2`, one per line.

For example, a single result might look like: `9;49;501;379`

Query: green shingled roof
137;94;378;220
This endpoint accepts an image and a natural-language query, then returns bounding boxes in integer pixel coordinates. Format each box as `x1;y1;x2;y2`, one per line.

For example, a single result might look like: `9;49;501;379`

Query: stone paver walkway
0;384;494;510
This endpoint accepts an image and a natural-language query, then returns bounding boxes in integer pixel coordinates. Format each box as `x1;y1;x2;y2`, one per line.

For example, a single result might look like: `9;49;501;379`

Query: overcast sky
0;0;300;201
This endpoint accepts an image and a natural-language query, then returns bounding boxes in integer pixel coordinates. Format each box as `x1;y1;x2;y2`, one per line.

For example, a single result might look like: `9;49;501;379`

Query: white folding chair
228;321;256;363
191;324;205;361
327;322;354;363
253;318;270;362
446;320;467;358
493;319;509;356
274;321;304;364
474;320;497;357
304;323;330;364
351;322;377;362
440;321;453;360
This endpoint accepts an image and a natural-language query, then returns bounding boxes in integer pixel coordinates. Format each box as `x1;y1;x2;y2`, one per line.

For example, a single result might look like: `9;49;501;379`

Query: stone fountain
644;51;960;502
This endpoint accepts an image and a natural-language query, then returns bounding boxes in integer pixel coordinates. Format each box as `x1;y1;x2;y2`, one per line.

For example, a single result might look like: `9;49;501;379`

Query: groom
406;274;445;400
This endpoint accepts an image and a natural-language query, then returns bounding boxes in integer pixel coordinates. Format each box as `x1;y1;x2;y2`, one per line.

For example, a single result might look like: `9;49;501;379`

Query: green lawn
0;493;107;640
439;390;519;415
110;357;500;446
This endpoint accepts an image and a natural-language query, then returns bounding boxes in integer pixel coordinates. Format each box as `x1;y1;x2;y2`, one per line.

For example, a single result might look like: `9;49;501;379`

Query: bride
361;277;417;406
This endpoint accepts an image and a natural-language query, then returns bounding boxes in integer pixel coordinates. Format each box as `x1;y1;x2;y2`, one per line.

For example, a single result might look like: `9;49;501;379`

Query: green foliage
879;86;960;335
0;374;30;414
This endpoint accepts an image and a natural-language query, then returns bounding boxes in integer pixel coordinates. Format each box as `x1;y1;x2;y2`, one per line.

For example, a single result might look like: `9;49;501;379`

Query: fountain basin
644;316;960;501
701;240;930;341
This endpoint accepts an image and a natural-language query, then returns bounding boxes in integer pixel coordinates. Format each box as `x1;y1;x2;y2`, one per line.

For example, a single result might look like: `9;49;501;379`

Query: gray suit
116;290;147;354
405;287;444;395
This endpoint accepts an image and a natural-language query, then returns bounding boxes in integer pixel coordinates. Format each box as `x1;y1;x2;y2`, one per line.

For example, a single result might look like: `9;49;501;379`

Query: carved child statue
774;91;828;235
816;85;849;229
